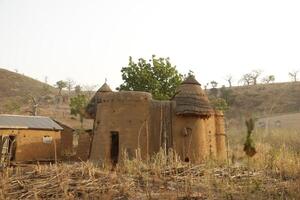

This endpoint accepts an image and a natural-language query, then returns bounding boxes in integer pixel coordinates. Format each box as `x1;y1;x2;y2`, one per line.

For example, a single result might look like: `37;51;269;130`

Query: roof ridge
0;114;49;118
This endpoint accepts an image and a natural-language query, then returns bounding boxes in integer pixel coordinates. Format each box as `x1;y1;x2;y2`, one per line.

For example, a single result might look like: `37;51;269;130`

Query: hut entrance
110;131;119;165
0;135;16;167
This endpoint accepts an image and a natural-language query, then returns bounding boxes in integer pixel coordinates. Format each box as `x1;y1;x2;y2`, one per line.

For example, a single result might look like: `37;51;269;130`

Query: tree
211;97;229;112
225;74;233;87
288;70;299;82
209;81;218;97
82;84;98;98
210;81;218;88
239;73;253;86
55;80;67;95
30;96;39;116
250;70;262;85
219;85;235;105
118;55;183;100
66;78;75;95
70;94;88;128
261;75;275;84
74;85;82;95
240;70;262;85
204;83;209;91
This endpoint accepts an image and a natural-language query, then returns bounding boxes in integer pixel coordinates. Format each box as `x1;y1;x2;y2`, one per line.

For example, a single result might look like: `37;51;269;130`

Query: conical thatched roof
173;76;213;117
98;83;112;92
181;76;201;85
85;83;112;119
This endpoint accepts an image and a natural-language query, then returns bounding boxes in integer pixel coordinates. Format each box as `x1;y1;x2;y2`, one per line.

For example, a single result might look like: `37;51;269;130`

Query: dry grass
0;129;299;199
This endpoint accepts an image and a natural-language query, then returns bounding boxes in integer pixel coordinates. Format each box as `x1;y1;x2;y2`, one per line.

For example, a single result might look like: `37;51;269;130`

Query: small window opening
184;157;190;162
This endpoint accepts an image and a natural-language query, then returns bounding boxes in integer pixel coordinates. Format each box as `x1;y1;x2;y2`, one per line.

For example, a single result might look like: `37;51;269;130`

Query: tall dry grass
228;128;300;180
0;128;299;199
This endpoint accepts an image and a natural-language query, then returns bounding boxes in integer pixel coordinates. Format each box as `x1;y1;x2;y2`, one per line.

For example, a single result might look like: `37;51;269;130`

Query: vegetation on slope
208;82;300;122
0;68;56;98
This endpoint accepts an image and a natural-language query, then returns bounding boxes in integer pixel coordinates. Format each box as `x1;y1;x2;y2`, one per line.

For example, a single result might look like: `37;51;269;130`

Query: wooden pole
54;139;57;164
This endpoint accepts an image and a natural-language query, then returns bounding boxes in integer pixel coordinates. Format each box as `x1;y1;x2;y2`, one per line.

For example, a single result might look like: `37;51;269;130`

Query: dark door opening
0;135;16;167
110;132;119;166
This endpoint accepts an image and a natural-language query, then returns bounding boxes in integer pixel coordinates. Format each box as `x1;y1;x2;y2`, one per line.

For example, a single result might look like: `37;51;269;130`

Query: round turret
173;76;213;118
85;83;113;119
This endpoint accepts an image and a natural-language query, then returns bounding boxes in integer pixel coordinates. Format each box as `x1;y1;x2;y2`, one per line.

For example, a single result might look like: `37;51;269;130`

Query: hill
0;68;57;98
0;68;58;113
208;81;300;125
1;68;300;129
0;68;93;129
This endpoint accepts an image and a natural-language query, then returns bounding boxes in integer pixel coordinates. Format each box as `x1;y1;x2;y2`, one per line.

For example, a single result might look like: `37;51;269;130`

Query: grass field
1;129;299;199
0;69;299;199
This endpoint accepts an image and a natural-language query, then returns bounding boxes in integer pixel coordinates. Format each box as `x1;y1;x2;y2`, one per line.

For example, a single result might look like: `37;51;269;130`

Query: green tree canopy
118;55;183;100
70;94;87;128
55;80;67;95
210;97;229;112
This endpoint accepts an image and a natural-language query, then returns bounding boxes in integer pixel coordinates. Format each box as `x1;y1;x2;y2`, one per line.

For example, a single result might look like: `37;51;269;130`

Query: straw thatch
85;83;112;119
173;76;213;117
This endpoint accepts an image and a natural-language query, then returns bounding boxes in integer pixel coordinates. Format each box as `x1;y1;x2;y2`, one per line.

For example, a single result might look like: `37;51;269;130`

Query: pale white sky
1;0;300;89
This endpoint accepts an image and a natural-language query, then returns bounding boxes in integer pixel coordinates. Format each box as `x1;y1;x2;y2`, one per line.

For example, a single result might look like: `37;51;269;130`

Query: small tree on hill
211;97;229;112
82;84;98;99
118;55;183;100
30;96;39;116
261;75;275;84
55;80;67;95
225;74;233;87
288;70;299;82
209;81;218;97
240;73;253;86
210;81;218;88
219;86;235;105
66;78;75;95
74;85;82;95
70;94;88;128
250;70;262;85
240;70;262;85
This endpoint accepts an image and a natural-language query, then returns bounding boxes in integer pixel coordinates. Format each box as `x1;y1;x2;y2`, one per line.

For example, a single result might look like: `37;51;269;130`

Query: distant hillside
1;68;300;129
0;68;59;114
0;68;57;99
256;112;300;130
208;82;300;122
0;68;93;129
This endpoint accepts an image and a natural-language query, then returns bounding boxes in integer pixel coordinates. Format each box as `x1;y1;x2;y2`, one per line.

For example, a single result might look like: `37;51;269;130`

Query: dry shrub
0;128;299;199
229;128;300;178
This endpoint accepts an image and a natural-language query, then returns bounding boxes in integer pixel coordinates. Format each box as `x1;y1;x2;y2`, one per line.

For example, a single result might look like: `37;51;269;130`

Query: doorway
110;131;119;165
0;135;16;167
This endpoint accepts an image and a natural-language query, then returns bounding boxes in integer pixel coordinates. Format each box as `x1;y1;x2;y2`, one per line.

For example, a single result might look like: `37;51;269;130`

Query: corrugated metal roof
0;115;63;130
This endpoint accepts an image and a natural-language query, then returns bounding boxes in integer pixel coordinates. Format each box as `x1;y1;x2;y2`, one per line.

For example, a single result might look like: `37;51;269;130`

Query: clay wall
215;112;226;160
76;132;93;161
172;113;209;163
59;125;74;158
149;101;173;154
89;92;152;164
0;129;61;162
206;115;217;158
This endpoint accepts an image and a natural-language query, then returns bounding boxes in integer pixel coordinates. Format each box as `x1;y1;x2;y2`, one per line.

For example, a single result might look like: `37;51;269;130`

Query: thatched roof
181;76;201;85
173;76;213;117
85;83;112;119
98;83;112;93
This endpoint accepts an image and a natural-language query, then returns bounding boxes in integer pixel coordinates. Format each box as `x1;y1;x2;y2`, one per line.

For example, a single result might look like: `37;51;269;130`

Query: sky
0;0;300;90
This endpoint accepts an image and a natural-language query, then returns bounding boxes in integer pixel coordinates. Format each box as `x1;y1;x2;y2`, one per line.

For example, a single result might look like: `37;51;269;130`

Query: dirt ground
0;159;299;200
